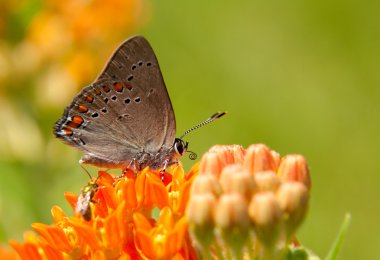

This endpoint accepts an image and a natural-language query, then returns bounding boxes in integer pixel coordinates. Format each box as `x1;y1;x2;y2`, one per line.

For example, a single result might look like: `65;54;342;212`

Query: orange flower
133;207;191;259
6;144;314;259
8;165;199;259
0;245;20;260
13;0;148;108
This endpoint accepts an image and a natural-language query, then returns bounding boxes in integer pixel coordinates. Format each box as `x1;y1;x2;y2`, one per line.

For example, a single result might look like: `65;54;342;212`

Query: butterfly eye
174;138;188;156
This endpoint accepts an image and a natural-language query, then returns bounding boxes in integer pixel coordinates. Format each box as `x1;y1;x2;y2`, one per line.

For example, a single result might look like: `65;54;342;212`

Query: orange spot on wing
78;105;88;113
102;85;111;92
67;116;84;128
95;89;101;95
113;82;123;92
86;96;94;103
63;127;73;136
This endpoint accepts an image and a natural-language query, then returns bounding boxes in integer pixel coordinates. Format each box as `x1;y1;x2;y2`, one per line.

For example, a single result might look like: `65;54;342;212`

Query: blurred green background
1;0;379;259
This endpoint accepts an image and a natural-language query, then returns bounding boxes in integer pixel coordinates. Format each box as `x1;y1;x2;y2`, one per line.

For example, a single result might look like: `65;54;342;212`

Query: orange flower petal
0;245;20;260
176;178;193;214
23;242;42;260
32;223;72;252
157;207;174;230
148;175;170;208
92;191;109;219
133;213;156;258
121;168;136;179
64;192;78;211
51;206;68;224
187;161;200;180
104;212;122;248
134;229;156;259
93;250;107;260
37;242;63;260
9;240;27;260
118;253;132;260
136;170;169;209
133;212;152;231
167;217;188;254
98;171;115;186
170;163;186;187
69;219;101;250
117;178;138;209
99;185;118;210
115;202;129;239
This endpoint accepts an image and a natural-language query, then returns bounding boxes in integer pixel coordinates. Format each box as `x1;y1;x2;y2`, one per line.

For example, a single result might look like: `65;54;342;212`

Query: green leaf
286;247;308;260
325;213;351;260
284;246;321;260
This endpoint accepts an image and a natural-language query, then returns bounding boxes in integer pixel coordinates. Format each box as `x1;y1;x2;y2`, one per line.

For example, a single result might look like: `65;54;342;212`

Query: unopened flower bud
199;152;224;177
254;171;281;192
227;144;246;164
190;174;222;197
244;144;277;174
276;182;309;239
249;192;282;248
214;193;250;255
278;155;311;189
271;151;281;170
186;193;217;247
219;164;256;200
208;145;235;165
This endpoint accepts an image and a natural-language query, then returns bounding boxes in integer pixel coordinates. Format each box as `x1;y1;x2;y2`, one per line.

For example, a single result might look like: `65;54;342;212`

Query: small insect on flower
75;172;101;221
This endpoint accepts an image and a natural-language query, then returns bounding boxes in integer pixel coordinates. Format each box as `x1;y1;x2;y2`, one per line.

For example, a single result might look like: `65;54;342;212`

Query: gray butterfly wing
54;36;176;167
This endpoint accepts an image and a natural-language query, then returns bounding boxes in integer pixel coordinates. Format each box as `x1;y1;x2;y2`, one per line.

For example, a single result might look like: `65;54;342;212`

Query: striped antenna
179;112;227;139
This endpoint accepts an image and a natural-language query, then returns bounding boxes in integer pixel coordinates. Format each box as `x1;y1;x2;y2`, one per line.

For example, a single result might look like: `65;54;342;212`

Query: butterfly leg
159;160;179;181
160;159;170;181
117;159;139;179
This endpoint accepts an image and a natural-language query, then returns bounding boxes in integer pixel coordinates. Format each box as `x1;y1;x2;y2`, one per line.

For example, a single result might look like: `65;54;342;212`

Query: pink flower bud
219;164;256;200
244;144;277;174
199;152;224;177
186;193;217;247
254;171;281;192
276;182;309;239
278;155;311;189
190;174;222;197
249;192;282;248
214;193;251;251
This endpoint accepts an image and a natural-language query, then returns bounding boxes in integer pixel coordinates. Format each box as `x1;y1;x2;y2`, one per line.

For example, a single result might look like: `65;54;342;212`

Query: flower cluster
26;0;146;88
9;165;198;259
7;144;313;259
187;144;311;259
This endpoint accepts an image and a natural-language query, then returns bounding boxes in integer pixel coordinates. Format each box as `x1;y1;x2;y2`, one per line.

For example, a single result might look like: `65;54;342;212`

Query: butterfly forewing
54;36;176;167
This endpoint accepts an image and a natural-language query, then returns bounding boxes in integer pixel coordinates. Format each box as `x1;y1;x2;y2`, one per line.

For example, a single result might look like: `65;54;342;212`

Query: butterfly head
174;138;188;157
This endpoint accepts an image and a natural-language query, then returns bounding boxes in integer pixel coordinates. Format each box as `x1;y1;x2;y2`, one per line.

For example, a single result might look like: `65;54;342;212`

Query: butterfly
54;36;225;174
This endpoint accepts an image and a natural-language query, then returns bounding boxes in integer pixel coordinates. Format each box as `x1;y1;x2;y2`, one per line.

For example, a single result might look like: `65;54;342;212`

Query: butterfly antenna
180;112;227;139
